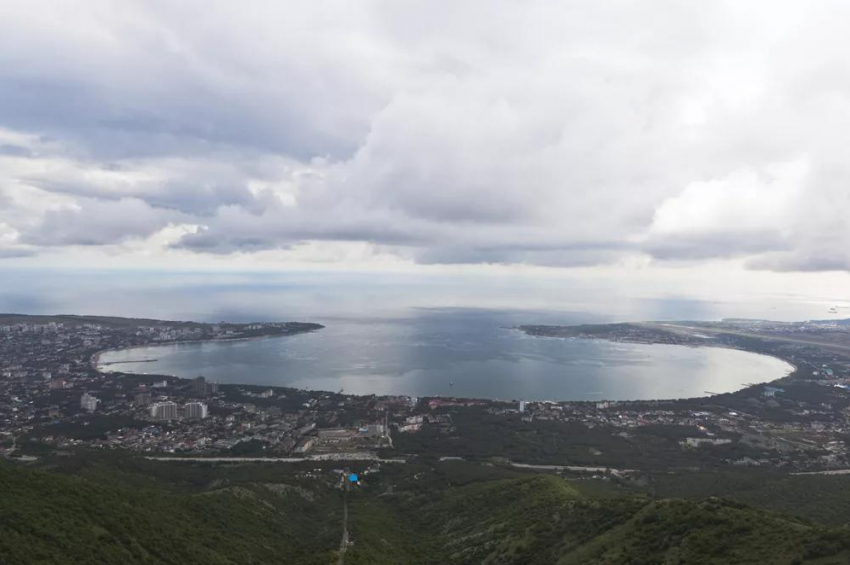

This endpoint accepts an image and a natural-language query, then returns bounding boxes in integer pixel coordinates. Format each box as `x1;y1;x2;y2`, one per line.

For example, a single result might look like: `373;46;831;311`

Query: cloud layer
1;1;850;271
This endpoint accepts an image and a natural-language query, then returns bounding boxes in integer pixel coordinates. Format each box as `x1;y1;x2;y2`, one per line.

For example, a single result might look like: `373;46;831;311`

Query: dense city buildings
2;313;850;475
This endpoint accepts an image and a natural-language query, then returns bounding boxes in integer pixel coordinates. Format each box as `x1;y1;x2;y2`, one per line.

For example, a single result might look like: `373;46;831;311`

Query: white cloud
642;158;808;258
0;1;848;276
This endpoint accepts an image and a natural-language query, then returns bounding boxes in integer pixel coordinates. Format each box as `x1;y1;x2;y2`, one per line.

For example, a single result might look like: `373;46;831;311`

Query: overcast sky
1;1;850;308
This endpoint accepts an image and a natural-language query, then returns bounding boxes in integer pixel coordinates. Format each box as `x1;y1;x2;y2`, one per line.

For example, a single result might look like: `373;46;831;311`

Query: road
509;462;636;474
337;480;349;565
144;454;407;463
792;468;850;476
146;456;307;463
144;456;637;476
2;435;17;458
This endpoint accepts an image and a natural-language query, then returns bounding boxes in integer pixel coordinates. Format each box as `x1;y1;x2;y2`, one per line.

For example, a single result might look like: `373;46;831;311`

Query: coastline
93;325;796;404
601;337;798;384
90;329;320;373
517;327;799;391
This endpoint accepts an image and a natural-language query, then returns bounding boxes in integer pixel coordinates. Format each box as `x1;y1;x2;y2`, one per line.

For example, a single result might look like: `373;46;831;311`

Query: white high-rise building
150;401;179;421
183;402;208;420
518;400;527;413
80;392;99;412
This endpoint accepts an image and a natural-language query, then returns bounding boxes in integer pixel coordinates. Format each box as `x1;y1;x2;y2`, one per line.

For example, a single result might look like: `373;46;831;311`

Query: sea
3;268;826;401
98;309;793;401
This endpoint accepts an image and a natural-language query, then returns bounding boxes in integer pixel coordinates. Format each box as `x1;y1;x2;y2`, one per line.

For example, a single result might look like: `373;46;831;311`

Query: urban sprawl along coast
3;314;850;474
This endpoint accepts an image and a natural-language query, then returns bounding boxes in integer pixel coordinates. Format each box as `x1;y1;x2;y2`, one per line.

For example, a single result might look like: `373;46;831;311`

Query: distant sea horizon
1;269;829;401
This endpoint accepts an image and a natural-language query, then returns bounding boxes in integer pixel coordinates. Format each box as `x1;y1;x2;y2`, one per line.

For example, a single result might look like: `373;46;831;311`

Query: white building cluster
150;401;179;421
150;401;208;421
184;402;208;420
80;392;99;412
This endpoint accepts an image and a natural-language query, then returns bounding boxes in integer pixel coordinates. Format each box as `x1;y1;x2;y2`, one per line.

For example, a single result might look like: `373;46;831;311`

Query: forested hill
346;471;850;564
0;461;340;564
3;458;850;565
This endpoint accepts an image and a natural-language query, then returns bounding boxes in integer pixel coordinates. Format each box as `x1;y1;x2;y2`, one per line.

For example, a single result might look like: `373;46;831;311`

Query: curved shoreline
579;338;796;400
90;331;318;373
93;329;796;403
594;337;798;388
519;328;798;397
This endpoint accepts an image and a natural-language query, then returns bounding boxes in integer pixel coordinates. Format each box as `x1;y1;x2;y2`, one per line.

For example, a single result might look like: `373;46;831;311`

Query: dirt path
337;484;349;565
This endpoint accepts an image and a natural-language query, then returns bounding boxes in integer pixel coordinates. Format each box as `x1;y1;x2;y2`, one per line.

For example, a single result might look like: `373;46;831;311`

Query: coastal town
3;314;850;474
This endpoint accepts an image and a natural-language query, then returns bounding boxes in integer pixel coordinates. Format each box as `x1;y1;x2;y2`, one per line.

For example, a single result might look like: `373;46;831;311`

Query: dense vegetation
393;408;770;470
348;464;850;564
0;460;341;564
3;455;850;564
644;469;850;527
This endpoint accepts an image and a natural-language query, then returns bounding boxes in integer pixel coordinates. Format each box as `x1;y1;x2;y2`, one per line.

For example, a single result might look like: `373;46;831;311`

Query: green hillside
0;461;340;564
3;458;850;565
346;470;850;565
645;469;850;527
